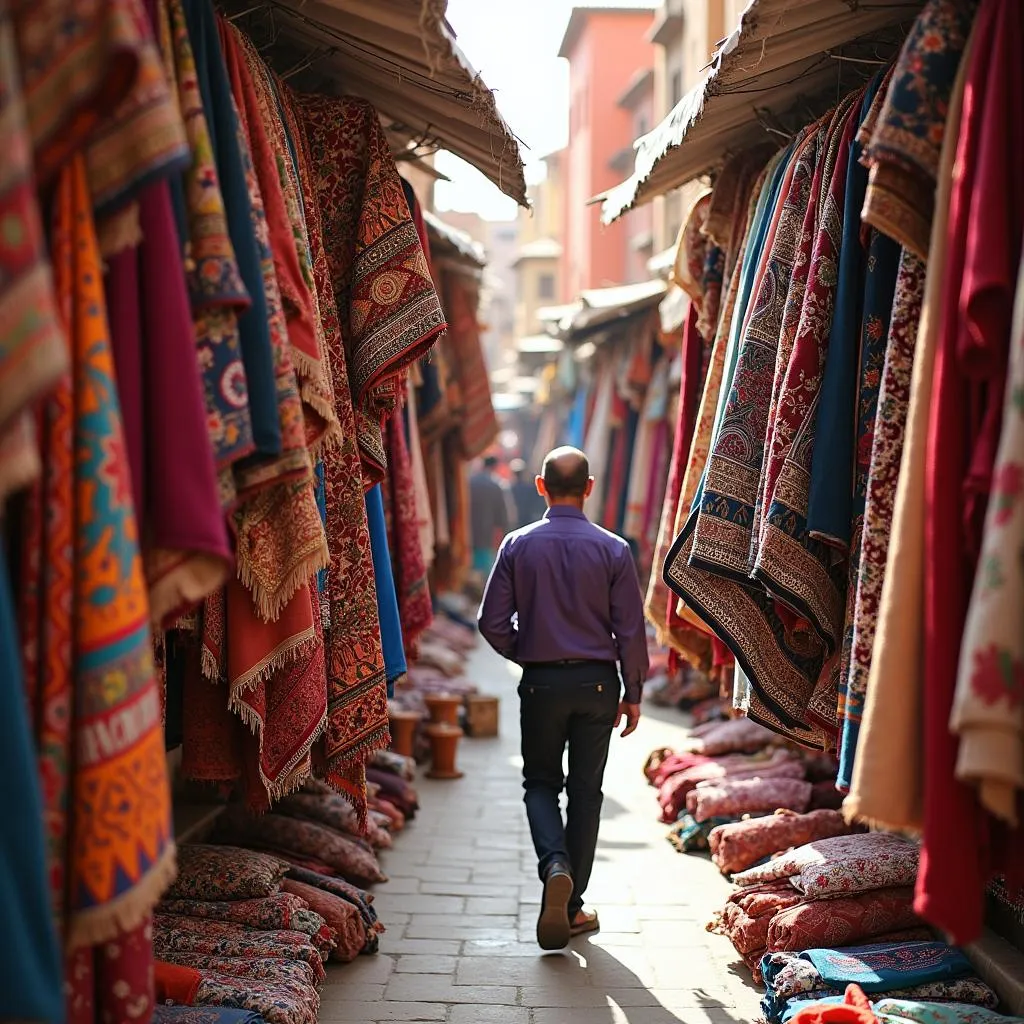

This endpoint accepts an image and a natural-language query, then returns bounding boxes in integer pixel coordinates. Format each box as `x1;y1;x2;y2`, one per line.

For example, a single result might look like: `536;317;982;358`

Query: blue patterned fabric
803;942;973;993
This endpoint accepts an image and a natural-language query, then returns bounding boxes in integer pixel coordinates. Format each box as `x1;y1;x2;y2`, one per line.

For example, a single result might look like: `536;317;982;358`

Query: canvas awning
600;0;924;223
223;0;529;208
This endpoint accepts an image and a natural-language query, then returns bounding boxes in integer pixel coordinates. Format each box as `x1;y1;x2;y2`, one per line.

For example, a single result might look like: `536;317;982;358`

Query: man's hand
615;701;641;738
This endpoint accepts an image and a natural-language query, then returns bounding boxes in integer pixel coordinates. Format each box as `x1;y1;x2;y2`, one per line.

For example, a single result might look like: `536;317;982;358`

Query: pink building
559;6;657;299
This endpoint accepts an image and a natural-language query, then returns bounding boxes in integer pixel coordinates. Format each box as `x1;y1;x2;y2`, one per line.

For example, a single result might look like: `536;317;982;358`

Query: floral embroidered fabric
709;810;855;875
158;894;326;937
687;776;812;823
165;846;288;902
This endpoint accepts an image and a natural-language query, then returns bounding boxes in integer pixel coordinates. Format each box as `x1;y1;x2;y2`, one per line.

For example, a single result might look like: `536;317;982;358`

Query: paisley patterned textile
165;846;287;902
767;888;925;952
802;942;972;993
840;250;927;788
279;879;366;963
950;238;1024;825
295;91;446;482
215;812;386;888
158;894;326;937
42;156;175;950
709;809;855;876
157;0;254;505
284;865;382;953
153;1007;264;1024
715;881;807;955
156;952;317;991
688;715;784;756
671;190;711;307
861;0;980;259
687;775;811;823
154;958;318;1024
153;915;326;982
752;94;862;668
282;85;389;821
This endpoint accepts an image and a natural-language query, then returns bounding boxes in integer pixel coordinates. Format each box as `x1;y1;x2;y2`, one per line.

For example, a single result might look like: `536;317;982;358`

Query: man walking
477;446;649;951
469;454;512;582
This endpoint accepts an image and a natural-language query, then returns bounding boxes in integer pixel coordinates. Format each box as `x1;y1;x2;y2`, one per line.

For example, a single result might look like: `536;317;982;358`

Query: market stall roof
222;0;529;208
600;0;924;223
572;279;667;335
423;210;486;268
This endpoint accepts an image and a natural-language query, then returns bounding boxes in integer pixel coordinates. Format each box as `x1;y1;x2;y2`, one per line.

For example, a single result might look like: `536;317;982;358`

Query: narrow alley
319;643;763;1024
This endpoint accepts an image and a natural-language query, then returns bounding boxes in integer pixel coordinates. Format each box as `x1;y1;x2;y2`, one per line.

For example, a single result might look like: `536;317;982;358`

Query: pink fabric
687;776;812;823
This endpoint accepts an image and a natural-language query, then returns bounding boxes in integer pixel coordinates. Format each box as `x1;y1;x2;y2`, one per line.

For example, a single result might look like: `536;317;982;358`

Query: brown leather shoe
536;864;573;951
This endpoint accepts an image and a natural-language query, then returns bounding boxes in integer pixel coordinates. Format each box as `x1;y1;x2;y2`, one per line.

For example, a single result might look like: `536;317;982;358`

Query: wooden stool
424;723;464;780
423;692;462;728
388;709;422;759
464;695;499;737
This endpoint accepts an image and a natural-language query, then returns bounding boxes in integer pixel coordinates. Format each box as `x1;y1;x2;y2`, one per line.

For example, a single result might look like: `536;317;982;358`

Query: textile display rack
547;0;1023;1021
0;0;520;1021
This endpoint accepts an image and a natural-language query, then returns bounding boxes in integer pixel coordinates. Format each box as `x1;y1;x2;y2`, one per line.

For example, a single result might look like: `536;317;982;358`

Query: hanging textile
919;0;1023;944
106;178;232;627
952;231;1024;828
158;0;255;508
860;0;980;259
382;402;433;652
34;155;175;971
0;549;63;1022
295;92;446;485
281;86;388;821
219;19;340;454
366;483;407;695
845;15;974;833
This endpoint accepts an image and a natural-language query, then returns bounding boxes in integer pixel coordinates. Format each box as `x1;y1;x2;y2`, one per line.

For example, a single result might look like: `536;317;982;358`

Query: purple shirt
477;506;650;703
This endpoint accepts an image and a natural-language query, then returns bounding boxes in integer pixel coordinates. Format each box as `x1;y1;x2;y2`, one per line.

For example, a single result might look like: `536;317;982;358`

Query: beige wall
514;256;560;341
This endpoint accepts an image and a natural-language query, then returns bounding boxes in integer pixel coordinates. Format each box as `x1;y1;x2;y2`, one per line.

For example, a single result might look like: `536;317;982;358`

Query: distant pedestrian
509;457;546;529
469;454;512;580
477;446;649;950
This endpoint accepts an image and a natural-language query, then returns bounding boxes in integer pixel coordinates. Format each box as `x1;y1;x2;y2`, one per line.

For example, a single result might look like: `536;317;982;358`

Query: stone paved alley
319;643;763;1024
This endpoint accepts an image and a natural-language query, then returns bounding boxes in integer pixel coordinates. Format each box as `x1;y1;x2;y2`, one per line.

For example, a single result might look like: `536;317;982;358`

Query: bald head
541;446;591;501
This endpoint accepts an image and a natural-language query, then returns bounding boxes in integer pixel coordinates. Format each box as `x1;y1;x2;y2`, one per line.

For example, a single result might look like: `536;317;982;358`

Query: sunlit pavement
319;642;762;1024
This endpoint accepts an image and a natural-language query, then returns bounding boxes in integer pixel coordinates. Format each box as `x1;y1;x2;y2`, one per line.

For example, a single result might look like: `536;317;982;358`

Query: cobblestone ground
320;643;762;1024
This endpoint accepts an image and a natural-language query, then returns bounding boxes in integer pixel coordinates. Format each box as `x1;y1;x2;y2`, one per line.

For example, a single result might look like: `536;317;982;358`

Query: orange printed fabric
54;156;175;947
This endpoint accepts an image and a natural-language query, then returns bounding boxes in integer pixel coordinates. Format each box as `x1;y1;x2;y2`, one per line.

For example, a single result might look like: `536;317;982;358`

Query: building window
537;273;556;301
670;69;683;107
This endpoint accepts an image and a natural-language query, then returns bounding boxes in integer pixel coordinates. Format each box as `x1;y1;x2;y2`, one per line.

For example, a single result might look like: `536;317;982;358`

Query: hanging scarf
44;155;174;954
382;401;433;651
366;484;406;693
282;86;388;821
158;0;254;508
403;377;436;572
861;0;980;259
294;92;447;485
845;32;972;834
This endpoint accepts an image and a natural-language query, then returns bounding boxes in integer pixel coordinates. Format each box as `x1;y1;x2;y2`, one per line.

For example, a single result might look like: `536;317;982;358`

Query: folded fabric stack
762;941;1001;1023
709;810;858;876
713;833;931;983
787;985;1024;1024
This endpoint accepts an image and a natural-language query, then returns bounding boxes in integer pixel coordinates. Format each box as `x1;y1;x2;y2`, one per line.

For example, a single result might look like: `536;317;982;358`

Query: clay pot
389;709;422;759
423;693;462;728
424;723;464;780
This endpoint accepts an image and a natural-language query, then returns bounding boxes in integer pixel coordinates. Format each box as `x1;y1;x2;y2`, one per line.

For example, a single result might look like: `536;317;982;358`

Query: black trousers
518;663;619;916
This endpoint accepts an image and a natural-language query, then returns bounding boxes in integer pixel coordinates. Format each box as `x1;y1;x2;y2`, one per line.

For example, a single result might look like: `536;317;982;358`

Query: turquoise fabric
803;942;973;993
365;484;407;695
